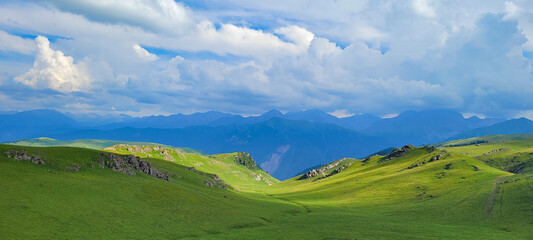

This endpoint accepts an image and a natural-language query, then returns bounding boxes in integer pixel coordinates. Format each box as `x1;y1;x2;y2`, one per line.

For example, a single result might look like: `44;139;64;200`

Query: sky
1;0;533;119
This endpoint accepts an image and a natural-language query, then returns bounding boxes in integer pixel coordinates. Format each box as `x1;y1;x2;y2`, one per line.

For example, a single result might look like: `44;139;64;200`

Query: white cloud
1;1;533;118
0;30;36;54
382;113;399;119
133;44;158;61
462;112;487;119
275;25;315;48
504;1;520;19
168;21;312;58
329;109;354;118
351;24;387;41
41;0;194;35
515;110;533;120
412;0;437;18
161;56;184;81
15;36;91;93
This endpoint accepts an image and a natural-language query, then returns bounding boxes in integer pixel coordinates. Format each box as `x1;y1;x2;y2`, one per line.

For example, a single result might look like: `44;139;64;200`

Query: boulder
298;169;323;180
4;150;45;165
380;145;415;163
99;153;171;181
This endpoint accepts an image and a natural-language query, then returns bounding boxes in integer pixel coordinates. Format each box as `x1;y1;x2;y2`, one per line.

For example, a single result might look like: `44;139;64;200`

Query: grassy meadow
1;135;533;239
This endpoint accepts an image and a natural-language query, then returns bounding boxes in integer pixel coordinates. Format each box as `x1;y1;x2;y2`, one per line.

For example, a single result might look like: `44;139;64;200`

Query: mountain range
3;108;532;179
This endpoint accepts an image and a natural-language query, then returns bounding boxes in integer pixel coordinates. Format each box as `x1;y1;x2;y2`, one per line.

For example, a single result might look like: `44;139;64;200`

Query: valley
2;134;533;239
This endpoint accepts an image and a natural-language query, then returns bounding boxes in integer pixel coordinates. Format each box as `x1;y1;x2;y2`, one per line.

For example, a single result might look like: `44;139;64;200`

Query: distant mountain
0;109;78;142
208;109;283;126
98;111;239;129
336;114;382;131
284;109;381;131
1;108;516;179
52;118;390;180
94;109;382;131
65;112;134;126
362;109;504;146
284;109;339;123
448;118;533;140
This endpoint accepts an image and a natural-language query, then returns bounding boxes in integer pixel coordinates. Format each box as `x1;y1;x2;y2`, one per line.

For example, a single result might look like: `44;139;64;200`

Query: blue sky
1;0;533;119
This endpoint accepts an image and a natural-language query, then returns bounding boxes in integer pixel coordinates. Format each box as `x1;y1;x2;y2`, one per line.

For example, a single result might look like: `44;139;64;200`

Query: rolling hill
0;144;297;239
50;118;391;180
1;109;528;180
6;137;201;154
2;134;533;239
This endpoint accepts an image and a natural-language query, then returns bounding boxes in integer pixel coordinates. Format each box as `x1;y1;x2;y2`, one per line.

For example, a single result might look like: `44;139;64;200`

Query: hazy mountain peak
260;109;283;118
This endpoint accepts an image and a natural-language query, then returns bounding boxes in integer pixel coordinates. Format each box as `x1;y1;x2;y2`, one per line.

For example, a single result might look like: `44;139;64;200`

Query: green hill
103;144;277;190
0;145;297;239
1;135;533;239
6;137;201;154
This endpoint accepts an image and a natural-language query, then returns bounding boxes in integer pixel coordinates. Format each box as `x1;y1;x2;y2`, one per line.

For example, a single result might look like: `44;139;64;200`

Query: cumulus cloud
39;0;193;35
0;30;36;54
1;1;533;118
328;109;354;118
15;36;91;93
167;21;313;58
412;0;437;18
274;25;315;49
133;44;158;61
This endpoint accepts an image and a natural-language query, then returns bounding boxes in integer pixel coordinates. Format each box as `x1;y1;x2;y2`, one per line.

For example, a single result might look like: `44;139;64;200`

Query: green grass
0;145;298;239
103;144;278;191
6;137;201;154
1;135;533;239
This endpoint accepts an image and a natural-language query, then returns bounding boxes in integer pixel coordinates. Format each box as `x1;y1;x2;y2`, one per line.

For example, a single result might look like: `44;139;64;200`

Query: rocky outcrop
104;144;182;162
298;169;323;180
185;166;204;175
99;153;171;181
422;146;437;152
185;166;229;189
313;163;353;181
233;152;260;170
298;158;355;181
407;150;449;170
429;152;447;162
4;150;45;164
379;145;415;163
66;164;81;172
483;148;506;156
329;163;352;176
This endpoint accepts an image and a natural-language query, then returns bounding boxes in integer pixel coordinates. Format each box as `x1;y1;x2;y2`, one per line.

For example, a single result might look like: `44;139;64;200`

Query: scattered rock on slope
314;163;353;182
298;169;323;180
65;164;81;172
298;158;355;181
4;150;45;164
99;152;172;181
104;144;182;162
233;152;260;170
379;145;415;163
185;166;229;189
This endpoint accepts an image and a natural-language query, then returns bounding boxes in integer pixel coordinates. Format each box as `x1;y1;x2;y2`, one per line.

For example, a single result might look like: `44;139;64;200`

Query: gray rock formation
66;164;81;172
99;153;171;181
4;150;45;164
185;166;229;189
298;169;323;180
380;145;415;163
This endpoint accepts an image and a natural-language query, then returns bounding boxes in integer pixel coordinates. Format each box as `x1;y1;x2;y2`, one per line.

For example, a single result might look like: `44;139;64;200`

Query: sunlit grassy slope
6;137;201;154
8;138;277;190
0;145;298;239
2;135;533;239
104;144;277;190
